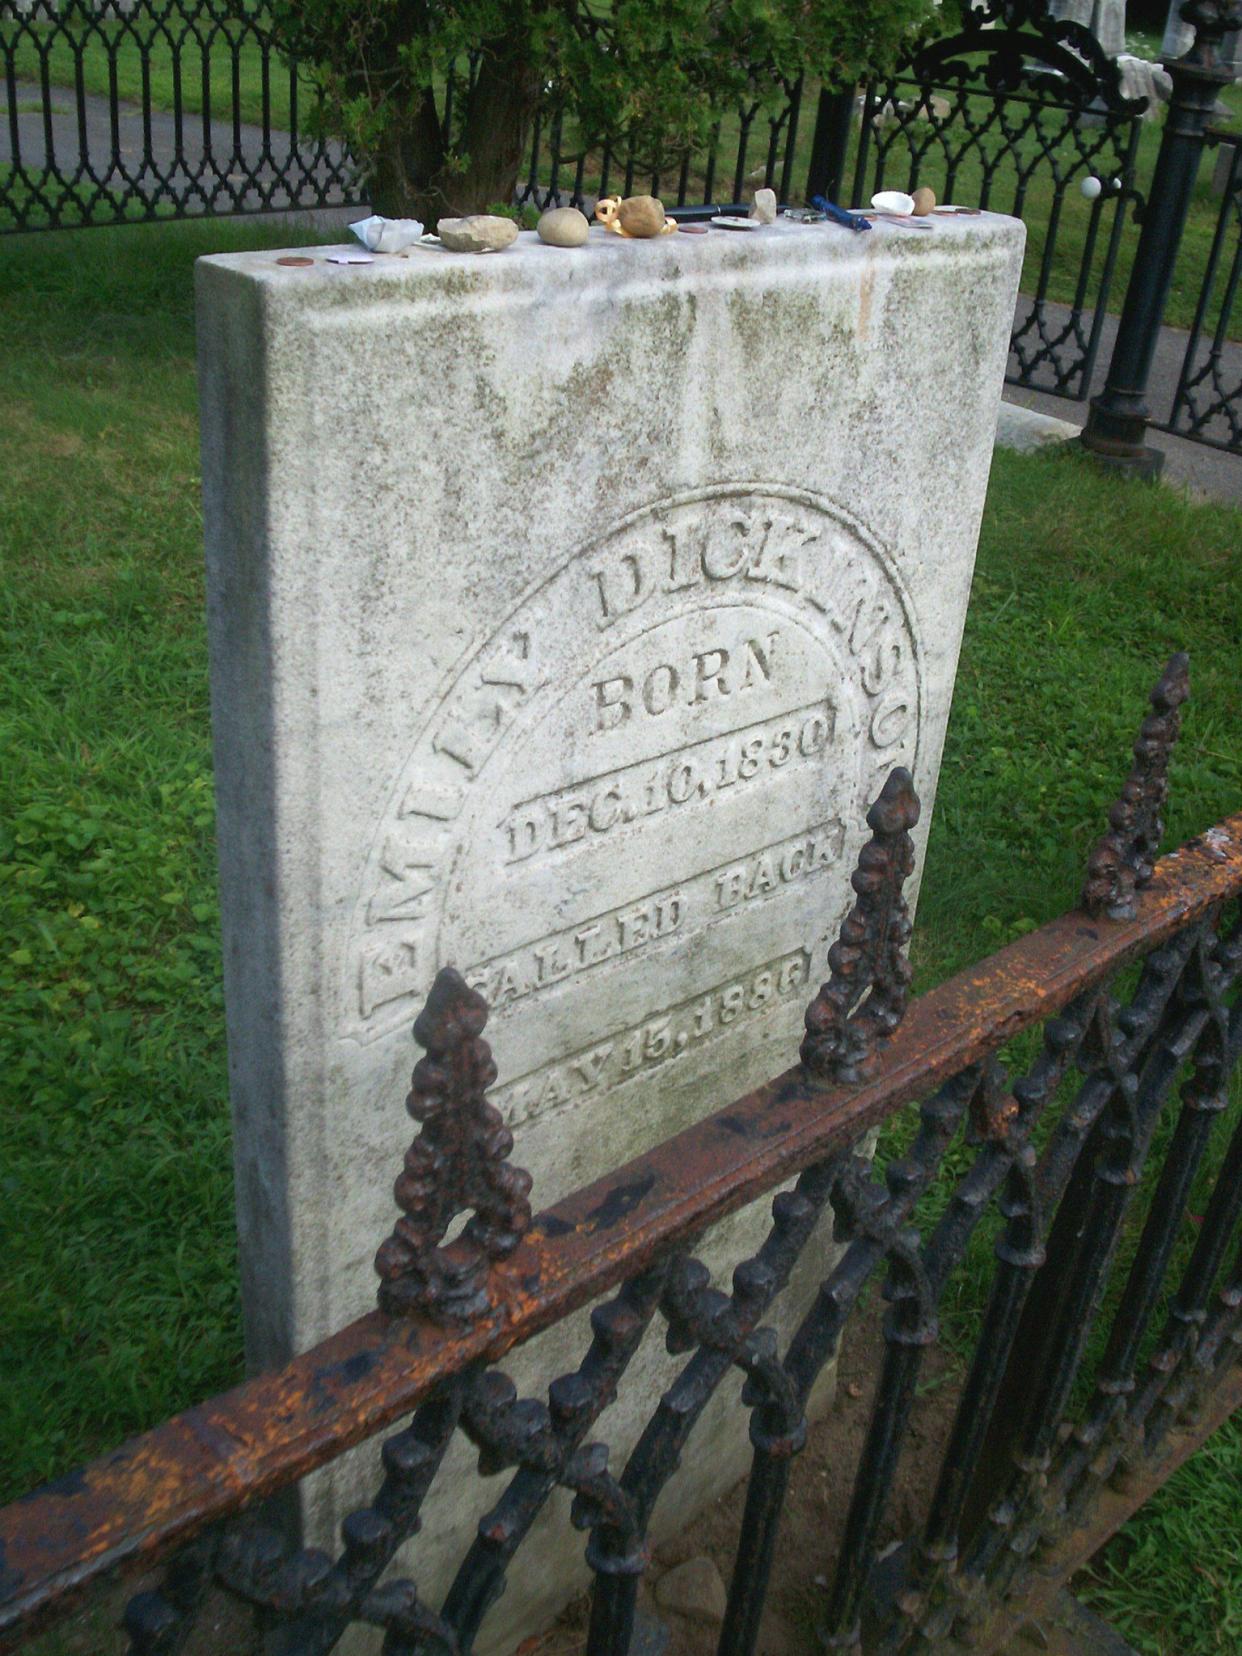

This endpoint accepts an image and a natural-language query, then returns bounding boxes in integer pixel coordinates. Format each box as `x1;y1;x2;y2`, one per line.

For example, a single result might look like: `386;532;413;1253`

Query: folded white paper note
349;215;426;253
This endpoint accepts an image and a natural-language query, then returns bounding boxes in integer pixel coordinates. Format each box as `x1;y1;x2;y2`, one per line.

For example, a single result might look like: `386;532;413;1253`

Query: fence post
1080;0;1242;477
805;86;857;204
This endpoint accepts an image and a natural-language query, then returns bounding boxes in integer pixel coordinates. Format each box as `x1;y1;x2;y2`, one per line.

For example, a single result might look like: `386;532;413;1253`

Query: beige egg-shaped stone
537;206;590;248
616;194;666;238
912;185;937;217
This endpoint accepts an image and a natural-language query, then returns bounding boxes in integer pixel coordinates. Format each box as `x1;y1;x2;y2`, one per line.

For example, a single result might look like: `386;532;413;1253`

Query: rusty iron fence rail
0;655;1239;1656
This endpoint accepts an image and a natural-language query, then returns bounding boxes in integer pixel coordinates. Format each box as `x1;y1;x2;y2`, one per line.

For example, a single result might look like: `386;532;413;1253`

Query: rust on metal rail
2;812;1240;1652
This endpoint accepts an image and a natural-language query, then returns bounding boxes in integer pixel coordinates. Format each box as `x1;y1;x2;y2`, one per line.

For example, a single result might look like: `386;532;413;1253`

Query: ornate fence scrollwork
375;968;532;1326
0;661;1239;1656
1082;651;1191;921
0;3;807;233
1161;133;1242;456
0;0;363;231
802;766;920;1086
851;0;1146;401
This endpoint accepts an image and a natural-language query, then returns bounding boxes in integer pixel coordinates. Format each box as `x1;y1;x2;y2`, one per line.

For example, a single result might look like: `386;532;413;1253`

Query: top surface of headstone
197;212;1024;1358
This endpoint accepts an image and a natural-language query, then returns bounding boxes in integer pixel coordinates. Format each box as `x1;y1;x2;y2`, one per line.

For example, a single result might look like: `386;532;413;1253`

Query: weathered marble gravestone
1048;0;1127;61
197;212;1023;1647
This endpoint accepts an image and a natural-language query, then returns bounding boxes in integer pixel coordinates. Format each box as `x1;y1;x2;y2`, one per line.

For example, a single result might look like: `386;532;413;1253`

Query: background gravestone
197;212;1024;1646
1049;0;1128;60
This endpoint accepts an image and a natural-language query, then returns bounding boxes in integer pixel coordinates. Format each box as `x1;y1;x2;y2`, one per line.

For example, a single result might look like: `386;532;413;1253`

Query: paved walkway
1005;300;1242;505
1;82;354;215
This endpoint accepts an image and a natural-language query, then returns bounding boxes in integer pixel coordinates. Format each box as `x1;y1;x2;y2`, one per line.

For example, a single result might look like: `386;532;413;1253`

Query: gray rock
537;206;590;247
749;187;777;225
655;1557;727;1625
995;402;1080;454
437;215;520;254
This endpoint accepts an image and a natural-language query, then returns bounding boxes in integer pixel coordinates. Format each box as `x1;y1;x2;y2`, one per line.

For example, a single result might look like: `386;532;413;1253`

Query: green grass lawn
0;219;1239;1652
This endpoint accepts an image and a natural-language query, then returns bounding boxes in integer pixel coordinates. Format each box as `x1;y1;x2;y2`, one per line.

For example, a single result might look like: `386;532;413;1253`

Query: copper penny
277;256;315;267
680;224;709;235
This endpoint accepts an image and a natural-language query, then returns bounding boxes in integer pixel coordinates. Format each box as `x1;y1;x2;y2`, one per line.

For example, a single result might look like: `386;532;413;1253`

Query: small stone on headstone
749;188;777;224
438;215;520;253
537;207;590;247
655;1557;728;1626
617;195;666;237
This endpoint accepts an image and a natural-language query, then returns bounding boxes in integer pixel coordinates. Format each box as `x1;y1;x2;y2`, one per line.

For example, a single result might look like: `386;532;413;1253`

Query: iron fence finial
801;766;921;1085
1082;653;1191;922
375;967;533;1323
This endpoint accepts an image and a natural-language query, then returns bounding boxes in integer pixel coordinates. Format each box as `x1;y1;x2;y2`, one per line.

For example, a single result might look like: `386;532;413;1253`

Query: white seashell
350;215;425;253
870;190;915;215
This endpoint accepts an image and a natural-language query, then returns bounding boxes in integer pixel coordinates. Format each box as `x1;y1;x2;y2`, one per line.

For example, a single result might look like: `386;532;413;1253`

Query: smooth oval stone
912;185;937;217
437;215;520;253
617;194;666;238
537;207;590;248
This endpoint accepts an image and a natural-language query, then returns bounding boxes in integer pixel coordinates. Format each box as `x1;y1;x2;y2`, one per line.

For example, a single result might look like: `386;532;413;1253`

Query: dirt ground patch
526;1312;964;1656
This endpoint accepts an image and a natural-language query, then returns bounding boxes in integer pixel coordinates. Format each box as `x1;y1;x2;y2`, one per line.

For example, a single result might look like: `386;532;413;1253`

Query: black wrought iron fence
8;0;1242;465
0;655;1239;1656
512;74;808;218
844;0;1147;401
1160;136;1242;452
0;1;807;232
831;0;1242;466
0;0;361;228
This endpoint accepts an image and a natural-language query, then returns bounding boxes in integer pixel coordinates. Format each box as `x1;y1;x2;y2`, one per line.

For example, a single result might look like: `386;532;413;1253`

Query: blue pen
810;195;871;233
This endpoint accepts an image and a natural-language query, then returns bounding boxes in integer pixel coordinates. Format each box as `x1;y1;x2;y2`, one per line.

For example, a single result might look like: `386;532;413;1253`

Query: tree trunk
368;29;542;228
370;87;448;222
